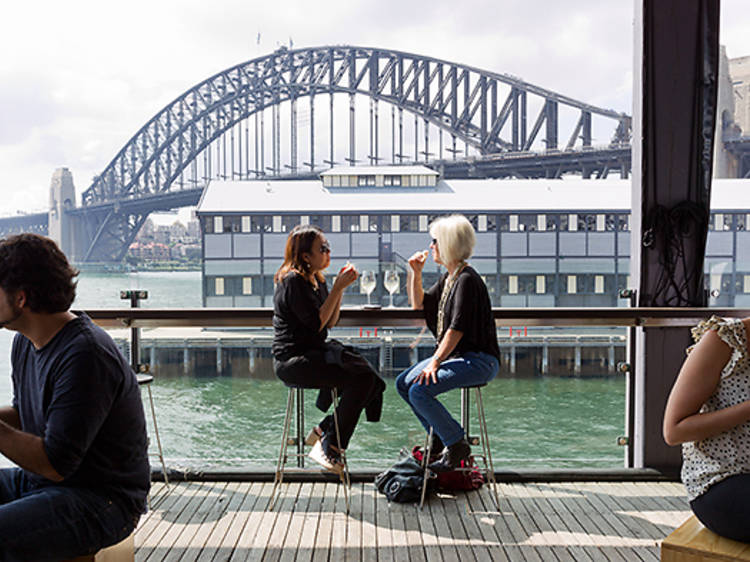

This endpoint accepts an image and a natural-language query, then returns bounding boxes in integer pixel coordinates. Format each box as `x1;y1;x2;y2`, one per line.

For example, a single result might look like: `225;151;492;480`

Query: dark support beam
632;0;720;470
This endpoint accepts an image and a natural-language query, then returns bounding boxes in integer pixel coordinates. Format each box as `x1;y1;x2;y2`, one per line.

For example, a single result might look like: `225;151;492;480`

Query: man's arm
0;419;63;481
0;406;20;429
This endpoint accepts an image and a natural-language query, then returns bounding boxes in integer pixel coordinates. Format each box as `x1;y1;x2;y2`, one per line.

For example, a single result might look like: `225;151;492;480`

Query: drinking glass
360;270;376;305
384;270;399;307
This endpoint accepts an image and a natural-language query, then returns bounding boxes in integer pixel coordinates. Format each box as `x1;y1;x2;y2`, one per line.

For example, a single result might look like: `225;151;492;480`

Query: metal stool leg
145;384;169;486
475;386;500;511
419;427;433;509
268;387;295;511
330;388;350;514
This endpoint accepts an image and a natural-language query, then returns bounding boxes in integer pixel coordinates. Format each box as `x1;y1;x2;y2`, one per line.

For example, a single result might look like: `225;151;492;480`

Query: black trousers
690;472;750;542
274;349;380;449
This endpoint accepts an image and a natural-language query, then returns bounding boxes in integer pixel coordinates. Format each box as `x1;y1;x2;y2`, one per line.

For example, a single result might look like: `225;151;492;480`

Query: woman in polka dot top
663;316;750;542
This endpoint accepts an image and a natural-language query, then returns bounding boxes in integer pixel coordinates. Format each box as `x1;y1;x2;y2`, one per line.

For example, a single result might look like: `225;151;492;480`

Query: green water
0;270;627;471
145;375;626;472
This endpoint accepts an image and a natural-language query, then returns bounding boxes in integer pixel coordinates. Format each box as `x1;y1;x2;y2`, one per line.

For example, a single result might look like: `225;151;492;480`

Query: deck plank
131;480;690;561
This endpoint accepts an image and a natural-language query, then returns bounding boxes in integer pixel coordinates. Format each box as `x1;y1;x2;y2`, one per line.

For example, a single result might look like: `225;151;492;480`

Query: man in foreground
0;233;150;560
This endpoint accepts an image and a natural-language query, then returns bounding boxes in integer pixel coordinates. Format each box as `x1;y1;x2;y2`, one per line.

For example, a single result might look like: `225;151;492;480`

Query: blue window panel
204;234;232;258
500;233;527;256
327;233;351;255
499;258;556;274
474;233;497;256
559;233;586;256
351;233;379;257
233;234;261;258
705;232;733;256
588;233;615;256
617;232;630;256
528;233;556;256
204;260;260;275
393;233;431;259
263;234;288;257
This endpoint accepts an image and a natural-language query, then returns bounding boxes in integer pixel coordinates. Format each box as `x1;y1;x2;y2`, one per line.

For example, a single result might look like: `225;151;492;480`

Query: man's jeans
396;351;499;447
0;468;140;561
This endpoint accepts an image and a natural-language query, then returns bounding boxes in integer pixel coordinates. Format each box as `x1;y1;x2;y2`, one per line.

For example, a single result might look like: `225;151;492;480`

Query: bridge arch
82;45;630;207
75;45;631;261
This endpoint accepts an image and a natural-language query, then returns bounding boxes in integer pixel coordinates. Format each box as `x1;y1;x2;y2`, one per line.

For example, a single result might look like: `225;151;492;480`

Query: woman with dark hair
272;224;384;473
396;215;500;472
663;316;750;542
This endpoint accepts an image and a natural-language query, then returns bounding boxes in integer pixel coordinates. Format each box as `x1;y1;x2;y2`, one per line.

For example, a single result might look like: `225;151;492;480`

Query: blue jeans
0;468;140;561
396;351;499;447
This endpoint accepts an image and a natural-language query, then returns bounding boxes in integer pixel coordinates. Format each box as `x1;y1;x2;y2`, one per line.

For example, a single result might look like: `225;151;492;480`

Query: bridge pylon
48;168;76;258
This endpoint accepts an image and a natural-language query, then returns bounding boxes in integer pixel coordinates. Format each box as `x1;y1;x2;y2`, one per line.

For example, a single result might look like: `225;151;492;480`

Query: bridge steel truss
77;45;632;262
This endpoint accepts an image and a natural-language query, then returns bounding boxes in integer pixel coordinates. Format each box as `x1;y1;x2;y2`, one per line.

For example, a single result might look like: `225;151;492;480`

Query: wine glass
384;270;400;307
360;270;376;305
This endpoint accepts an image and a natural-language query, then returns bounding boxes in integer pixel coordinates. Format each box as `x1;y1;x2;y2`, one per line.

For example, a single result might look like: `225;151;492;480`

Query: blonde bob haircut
429;214;476;266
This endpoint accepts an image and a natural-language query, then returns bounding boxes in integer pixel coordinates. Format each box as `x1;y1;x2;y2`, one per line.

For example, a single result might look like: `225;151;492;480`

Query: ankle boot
428;434;445;459
427;438;471;473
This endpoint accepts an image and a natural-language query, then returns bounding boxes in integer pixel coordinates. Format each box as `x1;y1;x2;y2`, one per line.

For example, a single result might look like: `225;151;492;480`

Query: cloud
0;0;747;217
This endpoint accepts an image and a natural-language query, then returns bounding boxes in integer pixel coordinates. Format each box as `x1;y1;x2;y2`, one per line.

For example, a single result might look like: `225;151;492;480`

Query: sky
1;0;748;223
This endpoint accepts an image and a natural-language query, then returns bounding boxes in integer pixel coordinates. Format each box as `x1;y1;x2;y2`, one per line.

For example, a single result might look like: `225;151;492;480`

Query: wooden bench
662;515;750;561
64;533;134;562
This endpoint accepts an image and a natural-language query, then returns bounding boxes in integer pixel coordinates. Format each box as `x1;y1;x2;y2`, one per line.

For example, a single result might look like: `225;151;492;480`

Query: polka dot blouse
681;316;750;501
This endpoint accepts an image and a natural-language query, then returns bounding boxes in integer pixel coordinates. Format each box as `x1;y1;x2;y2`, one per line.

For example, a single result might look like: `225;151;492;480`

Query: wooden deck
135;480;691;561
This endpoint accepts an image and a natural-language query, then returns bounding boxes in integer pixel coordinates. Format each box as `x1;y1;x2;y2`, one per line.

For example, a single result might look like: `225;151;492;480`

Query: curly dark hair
0;234;78;313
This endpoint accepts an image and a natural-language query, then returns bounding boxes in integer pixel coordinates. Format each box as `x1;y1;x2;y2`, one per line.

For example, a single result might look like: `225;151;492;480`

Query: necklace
436;261;467;340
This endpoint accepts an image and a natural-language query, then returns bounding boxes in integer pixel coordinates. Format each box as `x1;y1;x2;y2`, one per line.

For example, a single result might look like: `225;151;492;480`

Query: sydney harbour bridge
3;45;635;263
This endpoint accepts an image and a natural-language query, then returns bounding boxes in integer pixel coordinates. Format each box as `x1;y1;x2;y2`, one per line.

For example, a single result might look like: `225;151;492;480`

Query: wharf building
159;166;750;379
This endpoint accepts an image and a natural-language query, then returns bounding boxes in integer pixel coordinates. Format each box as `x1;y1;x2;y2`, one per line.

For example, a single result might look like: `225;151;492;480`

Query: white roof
196;177;750;214
320;165;439;176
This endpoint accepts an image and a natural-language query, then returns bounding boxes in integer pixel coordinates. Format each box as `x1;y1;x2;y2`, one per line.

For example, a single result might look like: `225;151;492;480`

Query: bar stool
268;385;351;513
419;383;499;510
137;373;168;485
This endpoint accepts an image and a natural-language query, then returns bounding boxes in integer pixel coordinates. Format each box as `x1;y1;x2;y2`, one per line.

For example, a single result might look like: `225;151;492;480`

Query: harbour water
0;270;626;471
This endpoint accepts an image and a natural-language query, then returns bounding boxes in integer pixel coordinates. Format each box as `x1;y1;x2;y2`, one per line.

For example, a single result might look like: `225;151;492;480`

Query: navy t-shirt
10;313;150;515
272;272;328;360
423;265;501;360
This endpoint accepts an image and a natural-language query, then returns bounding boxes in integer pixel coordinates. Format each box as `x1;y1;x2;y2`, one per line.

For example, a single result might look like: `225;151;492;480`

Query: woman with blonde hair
272;224;384;473
396;215;500;472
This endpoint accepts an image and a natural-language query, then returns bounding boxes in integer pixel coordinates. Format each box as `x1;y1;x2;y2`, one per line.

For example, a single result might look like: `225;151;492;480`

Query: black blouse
272;272;328;360
423;265;500;360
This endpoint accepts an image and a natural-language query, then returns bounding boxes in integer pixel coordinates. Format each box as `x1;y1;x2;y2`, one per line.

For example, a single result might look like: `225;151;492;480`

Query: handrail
84;307;749;329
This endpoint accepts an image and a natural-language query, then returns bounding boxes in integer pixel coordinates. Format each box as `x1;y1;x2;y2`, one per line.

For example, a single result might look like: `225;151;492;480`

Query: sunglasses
430;238;438;246
319;242;331;254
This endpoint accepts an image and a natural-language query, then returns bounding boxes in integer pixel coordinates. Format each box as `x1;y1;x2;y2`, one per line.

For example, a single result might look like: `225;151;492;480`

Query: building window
568;214;578;231
241;216;251;233
419;215;428;232
596;214;606;231
477;215;487;232
567;275;577;294
509;215;519;232
594;275;605;294
384;175;401;186
300;215;310;226
332;215;341;232
360;215;369;231
213;216;223;233
242;277;252;295
744;275;750;293
536;275;546;294
713;213;724;231
322;175;332;187
537;214;547;232
391;215;400;232
509;275;518;294
272;216;282;232
215;277;225;296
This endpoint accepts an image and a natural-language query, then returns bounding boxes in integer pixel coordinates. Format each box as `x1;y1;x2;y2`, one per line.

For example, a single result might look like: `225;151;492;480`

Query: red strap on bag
411;446;484;491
